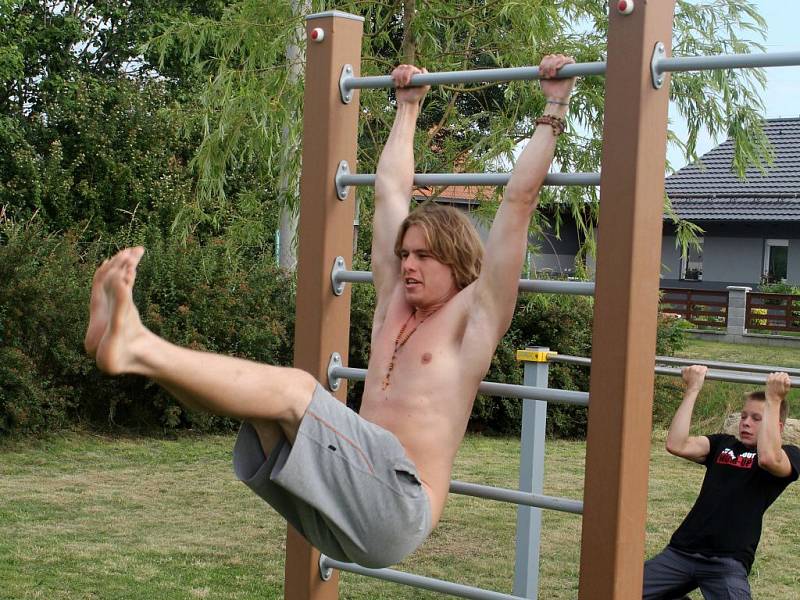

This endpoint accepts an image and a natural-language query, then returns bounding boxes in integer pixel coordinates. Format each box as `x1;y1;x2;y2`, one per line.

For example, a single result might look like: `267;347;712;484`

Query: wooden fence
659;288;728;329
746;292;800;333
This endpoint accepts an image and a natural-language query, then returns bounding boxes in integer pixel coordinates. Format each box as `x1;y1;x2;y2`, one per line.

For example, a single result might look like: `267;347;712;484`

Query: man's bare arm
758;372;793;477
373;65;429;320
470;55;575;339
665;365;711;462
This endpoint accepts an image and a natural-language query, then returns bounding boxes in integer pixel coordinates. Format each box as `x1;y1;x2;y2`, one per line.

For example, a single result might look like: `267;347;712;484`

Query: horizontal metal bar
339;172;600;187
450;480;583;515
478;380;589;406
330;366;368;382
549;355;591;367
320;556;528;600
656;51;800;75
343;51;800;93
518;278;595;295
332;269;595;296
549;354;800;387
653;356;800;377
343;61;607;91
328;366;590;407
654;365;800;387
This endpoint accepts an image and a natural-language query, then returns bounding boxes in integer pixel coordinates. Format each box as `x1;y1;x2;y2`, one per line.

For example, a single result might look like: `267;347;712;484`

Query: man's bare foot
84;247;147;375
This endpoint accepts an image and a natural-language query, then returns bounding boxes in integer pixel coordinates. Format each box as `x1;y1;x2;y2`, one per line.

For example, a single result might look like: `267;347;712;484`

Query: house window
763;239;789;283
681;239;703;281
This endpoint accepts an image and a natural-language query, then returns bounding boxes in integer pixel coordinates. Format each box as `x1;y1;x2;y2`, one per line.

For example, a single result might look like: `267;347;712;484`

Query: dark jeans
643;546;751;600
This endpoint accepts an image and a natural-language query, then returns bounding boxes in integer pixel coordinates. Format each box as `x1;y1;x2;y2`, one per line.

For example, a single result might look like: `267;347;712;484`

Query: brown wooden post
286;10;363;600
578;2;675;599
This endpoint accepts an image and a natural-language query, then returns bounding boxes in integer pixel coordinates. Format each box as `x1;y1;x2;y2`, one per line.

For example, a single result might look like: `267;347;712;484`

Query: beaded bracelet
546;98;570;106
535;114;567;136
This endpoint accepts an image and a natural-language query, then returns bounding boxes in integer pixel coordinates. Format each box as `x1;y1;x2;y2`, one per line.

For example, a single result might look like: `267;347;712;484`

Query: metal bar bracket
339;64;354;103
331;256;346;296
319;554;334;581
651;42;666;89
327;352;343;391
335;160;350;200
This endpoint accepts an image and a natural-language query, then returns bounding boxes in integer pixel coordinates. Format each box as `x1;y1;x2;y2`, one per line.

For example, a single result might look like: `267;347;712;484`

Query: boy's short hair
394;202;484;290
745;391;789;423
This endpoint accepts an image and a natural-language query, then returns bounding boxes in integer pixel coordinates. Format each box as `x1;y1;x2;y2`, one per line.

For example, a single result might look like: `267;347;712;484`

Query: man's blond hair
394;202;484;290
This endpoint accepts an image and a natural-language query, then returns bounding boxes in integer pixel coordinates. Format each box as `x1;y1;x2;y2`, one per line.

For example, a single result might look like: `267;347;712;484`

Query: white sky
668;0;800;168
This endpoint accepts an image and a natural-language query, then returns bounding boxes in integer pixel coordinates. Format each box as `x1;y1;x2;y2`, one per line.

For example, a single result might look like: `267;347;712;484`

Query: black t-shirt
669;433;800;572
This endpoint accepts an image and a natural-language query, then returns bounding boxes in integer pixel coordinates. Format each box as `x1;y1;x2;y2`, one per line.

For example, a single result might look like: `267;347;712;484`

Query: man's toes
91;258;112;285
119;247;144;268
129;246;145;266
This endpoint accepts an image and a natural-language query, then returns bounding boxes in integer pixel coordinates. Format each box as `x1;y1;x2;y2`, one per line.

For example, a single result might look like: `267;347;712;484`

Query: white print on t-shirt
716;447;756;469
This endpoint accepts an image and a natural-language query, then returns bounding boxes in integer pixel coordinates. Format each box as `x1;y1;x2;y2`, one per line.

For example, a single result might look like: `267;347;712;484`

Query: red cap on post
618;0;634;15
310;27;325;42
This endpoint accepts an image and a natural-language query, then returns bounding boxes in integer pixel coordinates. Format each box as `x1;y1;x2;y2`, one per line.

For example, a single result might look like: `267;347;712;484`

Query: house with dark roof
660;117;800;290
415;118;800;288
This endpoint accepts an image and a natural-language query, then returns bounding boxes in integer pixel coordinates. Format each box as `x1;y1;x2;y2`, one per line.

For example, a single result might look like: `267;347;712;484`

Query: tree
155;0;771;261
0;1;231;235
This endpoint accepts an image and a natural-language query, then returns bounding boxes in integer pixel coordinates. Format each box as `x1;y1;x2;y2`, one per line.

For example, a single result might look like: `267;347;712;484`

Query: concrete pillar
726;286;751;335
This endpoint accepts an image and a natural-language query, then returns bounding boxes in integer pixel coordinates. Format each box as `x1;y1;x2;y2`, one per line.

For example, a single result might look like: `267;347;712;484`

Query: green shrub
0;219;294;436
1;215;688;439
0;224;94;435
758;280;800;295
656;312;692;355
478;292;595;438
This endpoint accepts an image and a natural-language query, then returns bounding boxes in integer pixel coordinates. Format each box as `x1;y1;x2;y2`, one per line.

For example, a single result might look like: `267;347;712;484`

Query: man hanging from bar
84;54;575;568
642;365;800;599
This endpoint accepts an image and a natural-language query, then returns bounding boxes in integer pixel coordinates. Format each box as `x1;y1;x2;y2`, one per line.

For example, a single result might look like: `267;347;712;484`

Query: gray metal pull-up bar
340;49;800;102
334;160;599;199
450;480;583;514
329;257;596;297
338;61;607;102
326;357;589;406
657;49;800;74
650;45;800;88
319;555;528;600
654;356;800;377
550;354;800;387
654;365;800;387
340;172;600;187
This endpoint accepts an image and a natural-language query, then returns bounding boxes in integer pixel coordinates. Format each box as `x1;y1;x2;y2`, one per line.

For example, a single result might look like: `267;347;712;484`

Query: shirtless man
85;54;575;568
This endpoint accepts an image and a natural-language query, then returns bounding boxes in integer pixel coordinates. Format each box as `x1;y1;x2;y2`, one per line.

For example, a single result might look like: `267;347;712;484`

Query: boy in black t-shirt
643;366;800;600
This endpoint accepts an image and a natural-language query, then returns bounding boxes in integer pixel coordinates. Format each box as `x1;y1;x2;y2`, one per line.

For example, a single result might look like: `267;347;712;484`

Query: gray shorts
232;384;432;568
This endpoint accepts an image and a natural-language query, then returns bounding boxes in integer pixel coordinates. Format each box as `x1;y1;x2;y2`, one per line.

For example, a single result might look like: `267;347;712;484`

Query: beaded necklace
381;308;436;391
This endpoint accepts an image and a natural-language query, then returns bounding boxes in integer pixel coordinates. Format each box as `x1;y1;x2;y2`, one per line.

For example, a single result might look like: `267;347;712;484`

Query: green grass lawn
2;431;798;599
676;338;800;370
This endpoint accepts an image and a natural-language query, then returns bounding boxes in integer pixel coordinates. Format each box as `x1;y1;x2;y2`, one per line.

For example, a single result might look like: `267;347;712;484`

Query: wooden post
578;2;675;599
286;10;364;600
